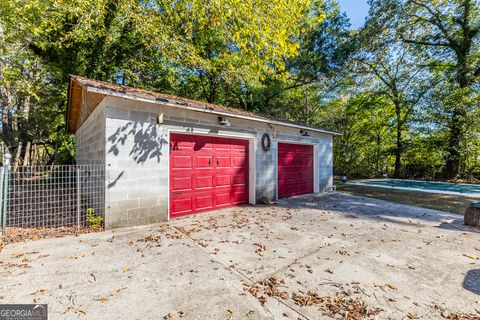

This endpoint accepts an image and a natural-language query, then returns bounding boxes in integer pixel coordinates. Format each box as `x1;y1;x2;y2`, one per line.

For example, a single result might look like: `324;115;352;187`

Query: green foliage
0;0;326;164
318;93;396;177
86;208;103;230
368;0;480;178
0;0;479;182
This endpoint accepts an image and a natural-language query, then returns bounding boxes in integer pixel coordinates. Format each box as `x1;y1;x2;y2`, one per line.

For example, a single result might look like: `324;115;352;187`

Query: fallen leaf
69;254;85;260
245;277;289;304
292;292;382;318
110;287;126;297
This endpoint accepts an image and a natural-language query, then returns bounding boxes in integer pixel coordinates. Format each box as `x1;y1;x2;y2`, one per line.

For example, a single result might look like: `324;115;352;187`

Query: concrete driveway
0;193;479;319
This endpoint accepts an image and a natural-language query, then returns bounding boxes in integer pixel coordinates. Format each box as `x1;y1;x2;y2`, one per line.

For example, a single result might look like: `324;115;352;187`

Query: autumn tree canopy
0;0;479;181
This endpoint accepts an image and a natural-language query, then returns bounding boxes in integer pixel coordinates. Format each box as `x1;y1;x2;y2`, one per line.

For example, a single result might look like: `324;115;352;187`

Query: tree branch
409;0;456;46
402;38;450;47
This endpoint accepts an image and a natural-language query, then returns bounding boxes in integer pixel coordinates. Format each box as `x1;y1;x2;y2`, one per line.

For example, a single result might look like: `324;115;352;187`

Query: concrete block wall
76;100;106;165
100;96;334;228
254;130;277;202
317;135;334;192
75;99;107;224
105;104;169;228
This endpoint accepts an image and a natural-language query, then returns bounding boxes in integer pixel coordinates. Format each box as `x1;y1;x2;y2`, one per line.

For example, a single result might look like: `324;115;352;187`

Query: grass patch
336;183;478;215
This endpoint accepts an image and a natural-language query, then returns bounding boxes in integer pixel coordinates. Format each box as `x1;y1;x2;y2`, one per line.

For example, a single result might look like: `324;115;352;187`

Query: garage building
67;76;338;228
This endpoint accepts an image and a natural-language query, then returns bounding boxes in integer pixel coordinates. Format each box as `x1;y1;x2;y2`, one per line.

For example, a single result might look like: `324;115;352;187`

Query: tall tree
3;0;323;92
353;15;429;177
370;0;480;178
0;17;75;164
0;0;325;163
227;0;354;117
316;90;396;178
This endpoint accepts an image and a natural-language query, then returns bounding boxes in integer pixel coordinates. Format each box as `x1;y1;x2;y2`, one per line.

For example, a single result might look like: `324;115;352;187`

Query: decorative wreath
261;133;271;152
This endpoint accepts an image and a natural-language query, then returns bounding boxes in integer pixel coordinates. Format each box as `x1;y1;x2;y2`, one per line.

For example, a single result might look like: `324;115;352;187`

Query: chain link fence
0;165;105;243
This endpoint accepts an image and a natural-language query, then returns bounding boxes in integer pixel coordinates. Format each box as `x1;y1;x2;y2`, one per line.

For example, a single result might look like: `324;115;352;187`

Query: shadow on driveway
464;269;480;296
277;193;480;234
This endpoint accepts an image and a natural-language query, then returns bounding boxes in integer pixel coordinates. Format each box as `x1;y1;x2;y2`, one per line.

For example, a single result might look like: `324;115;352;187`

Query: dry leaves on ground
136;233;162;249
0;259;31;269
292;292;382;320
164;311;186;319
254;243;266;256
406;312;420;319
462;254;479;260
434;305;480;320
5;226;95;243
62;294;86;316
374;283;397;292
246;277;289;305
137;234;161;243
97;287;127;303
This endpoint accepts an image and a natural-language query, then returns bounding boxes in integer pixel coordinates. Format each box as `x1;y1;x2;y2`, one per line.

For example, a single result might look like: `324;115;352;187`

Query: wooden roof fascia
85;85;342;136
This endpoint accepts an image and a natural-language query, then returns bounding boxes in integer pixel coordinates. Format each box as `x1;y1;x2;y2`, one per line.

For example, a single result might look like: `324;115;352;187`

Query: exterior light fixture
300;129;310;136
218;116;231;127
156;113;164;124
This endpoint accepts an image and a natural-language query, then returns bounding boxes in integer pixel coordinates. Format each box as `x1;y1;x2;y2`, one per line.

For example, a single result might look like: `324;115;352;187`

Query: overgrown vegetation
86;208;103;230
0;0;479;180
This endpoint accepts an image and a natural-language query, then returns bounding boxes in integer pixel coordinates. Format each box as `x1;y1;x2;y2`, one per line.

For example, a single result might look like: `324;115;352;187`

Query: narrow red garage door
169;134;249;218
278;143;314;198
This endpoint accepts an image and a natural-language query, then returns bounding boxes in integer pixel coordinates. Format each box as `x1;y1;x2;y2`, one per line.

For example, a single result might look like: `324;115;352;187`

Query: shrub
86;208;103;230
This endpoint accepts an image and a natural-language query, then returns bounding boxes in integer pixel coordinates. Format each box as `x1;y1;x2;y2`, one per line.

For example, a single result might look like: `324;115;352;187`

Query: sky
338;0;370;29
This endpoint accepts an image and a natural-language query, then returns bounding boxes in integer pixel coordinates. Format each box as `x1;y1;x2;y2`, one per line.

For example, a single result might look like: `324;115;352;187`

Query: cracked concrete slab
1;193;479;319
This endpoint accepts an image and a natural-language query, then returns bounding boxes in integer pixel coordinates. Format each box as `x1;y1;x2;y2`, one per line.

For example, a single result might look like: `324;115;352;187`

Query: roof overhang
66;78;106;133
66;76;341;136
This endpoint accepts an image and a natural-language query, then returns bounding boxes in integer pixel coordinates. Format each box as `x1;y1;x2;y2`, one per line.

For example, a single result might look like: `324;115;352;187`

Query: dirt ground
0;193;479;320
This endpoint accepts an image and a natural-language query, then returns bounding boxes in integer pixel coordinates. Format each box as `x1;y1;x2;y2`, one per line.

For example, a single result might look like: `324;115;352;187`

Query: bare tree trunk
0;22;15;151
445;60;468;179
445;107;466;179
443;1;474;179
0;85;15;149
207;74;217;103
393;101;402;178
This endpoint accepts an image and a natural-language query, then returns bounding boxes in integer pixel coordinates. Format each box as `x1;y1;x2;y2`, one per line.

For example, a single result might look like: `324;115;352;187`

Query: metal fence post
0;167;4;244
2;154;11;243
77;167;81;232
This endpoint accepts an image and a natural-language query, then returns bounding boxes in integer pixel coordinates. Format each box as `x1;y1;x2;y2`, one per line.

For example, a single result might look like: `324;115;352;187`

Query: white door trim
167;129;256;219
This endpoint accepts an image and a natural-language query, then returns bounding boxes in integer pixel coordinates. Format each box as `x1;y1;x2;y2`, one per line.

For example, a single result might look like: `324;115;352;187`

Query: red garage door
169;134;249;218
278;143;314;198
